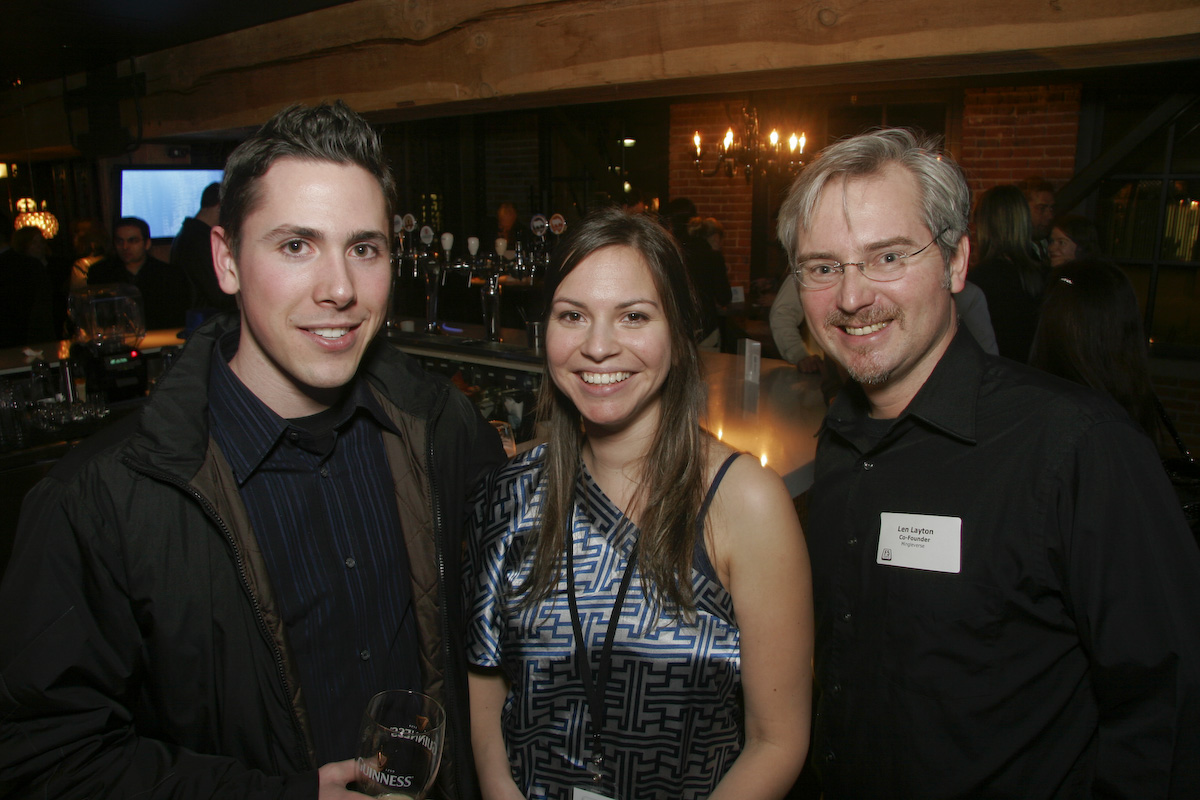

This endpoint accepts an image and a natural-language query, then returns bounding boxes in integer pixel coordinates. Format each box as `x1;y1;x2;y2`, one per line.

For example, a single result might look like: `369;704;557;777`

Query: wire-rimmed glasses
791;228;947;290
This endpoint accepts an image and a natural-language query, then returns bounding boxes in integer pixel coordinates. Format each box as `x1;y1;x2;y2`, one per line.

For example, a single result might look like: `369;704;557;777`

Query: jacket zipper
424;384;467;796
125;458;313;771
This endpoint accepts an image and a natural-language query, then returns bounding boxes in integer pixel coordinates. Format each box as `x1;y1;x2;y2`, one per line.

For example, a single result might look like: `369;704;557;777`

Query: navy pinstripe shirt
208;331;420;763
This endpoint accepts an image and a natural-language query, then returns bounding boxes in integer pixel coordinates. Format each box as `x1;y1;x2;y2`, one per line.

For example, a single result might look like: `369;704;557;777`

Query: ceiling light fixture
693;106;805;183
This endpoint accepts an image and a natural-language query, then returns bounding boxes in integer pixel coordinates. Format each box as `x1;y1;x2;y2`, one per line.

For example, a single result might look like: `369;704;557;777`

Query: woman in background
1029;258;1161;448
465;207;812;800
971;184;1048;362
1048;214;1103;269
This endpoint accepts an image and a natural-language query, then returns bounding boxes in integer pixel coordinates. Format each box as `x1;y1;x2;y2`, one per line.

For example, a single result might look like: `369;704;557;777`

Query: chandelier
693;107;805;183
14;197;60;239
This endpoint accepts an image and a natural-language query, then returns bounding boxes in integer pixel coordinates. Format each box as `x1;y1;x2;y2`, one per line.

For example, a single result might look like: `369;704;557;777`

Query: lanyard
565;521;639;785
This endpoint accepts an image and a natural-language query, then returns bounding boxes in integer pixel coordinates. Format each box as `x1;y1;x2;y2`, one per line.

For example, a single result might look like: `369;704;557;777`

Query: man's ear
947;234;969;293
212;226;240;296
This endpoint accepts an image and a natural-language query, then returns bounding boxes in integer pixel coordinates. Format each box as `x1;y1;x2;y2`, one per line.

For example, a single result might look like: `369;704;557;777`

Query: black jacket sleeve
0;475;318;800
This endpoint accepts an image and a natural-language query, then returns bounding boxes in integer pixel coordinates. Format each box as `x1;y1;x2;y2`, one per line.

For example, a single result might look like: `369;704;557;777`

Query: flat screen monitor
117;167;224;240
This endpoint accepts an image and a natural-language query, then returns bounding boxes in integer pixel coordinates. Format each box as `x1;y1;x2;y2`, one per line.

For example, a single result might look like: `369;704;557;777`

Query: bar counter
0;323;826;531
0;328;186;376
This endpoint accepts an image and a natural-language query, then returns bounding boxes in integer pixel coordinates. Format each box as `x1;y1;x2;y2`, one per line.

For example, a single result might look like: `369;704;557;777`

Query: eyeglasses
791;228;947;290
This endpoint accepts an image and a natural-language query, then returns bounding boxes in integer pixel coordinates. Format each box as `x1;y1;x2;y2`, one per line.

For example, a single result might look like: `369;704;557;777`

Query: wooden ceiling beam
1;0;1197;158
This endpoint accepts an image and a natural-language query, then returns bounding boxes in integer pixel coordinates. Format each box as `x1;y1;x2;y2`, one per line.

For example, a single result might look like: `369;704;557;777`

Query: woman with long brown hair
971;184;1048;361
465;207;813;800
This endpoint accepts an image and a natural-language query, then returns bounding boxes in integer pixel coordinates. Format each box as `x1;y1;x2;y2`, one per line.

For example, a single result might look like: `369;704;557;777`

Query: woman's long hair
524;207;709;615
1029;259;1160;445
975;184;1046;296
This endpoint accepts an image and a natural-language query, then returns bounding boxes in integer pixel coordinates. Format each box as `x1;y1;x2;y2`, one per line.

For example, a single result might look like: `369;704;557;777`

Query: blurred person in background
88;216;190;330
0;215;45;347
10;225;65;341
620;187;650;215
70;218;108;290
1030;258;1162;449
1018;176;1056;259
173;181;236;314
664;197;731;350
971;184;1047;362
1048;214;1104;269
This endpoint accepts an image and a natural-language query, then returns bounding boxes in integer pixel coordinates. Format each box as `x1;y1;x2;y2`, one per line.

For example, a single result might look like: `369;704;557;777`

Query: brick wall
958;84;1082;198
669;100;756;289
958;84;1200;452
668;85;1086;287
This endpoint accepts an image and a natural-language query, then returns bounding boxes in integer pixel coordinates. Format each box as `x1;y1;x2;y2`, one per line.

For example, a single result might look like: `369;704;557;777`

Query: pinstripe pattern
465;445;742;800
209;333;420;763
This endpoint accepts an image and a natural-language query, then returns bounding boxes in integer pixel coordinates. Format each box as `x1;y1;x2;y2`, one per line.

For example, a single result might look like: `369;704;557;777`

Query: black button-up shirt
807;330;1200;799
208;331;420;763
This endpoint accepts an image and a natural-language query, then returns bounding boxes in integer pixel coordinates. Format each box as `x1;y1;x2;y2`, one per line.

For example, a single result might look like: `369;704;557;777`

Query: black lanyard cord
565;520;639;783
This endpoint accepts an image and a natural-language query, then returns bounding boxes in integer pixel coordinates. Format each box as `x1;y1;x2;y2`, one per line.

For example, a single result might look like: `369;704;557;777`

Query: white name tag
877;512;961;573
573;788;617;800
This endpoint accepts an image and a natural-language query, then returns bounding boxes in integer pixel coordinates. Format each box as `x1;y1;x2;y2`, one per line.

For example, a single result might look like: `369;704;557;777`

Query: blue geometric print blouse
465;444;742;800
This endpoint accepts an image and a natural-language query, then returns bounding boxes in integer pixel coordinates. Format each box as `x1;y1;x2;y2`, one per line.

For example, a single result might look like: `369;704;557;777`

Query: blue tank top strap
693;452;742;585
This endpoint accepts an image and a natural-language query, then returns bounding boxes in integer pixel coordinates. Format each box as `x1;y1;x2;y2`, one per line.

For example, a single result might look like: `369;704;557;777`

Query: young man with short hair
0;101;504;799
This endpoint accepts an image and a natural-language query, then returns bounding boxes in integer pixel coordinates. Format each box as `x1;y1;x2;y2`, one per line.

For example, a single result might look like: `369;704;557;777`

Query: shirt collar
208;328;401;484
902;328;982;444
825;328;984;447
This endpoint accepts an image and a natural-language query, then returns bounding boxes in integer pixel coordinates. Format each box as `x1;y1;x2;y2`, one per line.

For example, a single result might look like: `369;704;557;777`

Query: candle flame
716;427;723;441
760;453;768;467
788;133;799;153
723;129;734;152
693;131;702;156
799;133;806;153
769;129;780;147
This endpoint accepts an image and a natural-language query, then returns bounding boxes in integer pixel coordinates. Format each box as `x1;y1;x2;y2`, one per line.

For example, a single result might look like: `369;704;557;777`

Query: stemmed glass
355;690;445;799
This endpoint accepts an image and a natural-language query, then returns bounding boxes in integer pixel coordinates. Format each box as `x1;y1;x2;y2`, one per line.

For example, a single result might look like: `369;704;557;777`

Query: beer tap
387;214;405;331
419;225;441;333
440;231;474;288
478;238;507;343
400;213;419;279
529;214;551;281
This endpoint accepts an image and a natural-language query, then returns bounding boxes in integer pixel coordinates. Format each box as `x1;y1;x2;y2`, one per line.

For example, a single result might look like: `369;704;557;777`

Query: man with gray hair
779;128;1200;798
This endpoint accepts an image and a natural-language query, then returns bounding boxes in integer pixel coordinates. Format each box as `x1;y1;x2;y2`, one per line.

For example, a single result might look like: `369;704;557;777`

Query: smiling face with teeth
546;245;672;439
212;158;392;417
796;163;968;418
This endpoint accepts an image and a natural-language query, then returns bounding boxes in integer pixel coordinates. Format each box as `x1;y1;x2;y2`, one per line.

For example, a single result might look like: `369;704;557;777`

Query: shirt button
825;750;836;765
847;536;858;546
320;465;329;478
841;611;852;623
862;460;874;470
359;648;371;661
344;557;357;568
831;683;842;695
287;430;299;441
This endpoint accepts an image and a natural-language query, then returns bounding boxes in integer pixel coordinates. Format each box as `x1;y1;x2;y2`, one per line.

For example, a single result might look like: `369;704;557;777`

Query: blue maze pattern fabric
465;444;742;800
